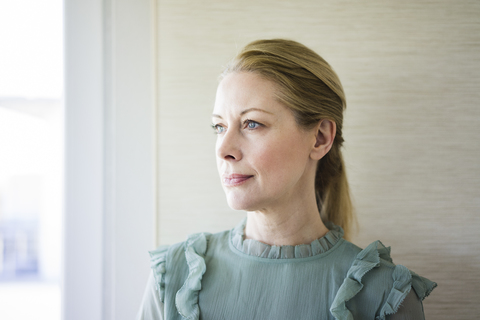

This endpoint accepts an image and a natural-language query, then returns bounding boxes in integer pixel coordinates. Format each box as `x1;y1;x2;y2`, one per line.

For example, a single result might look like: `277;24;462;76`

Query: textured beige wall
156;1;480;318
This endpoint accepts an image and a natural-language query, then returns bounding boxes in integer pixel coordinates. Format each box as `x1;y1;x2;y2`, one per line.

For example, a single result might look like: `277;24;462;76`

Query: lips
222;174;254;187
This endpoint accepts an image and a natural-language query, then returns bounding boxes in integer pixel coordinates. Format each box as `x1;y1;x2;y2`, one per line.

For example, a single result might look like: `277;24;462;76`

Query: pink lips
223;174;253;187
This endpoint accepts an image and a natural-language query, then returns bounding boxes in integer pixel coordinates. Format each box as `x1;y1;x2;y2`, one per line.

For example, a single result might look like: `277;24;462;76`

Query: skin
212;72;336;246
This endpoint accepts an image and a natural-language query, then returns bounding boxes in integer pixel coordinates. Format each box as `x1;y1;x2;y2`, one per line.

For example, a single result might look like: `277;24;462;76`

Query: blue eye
212;124;225;134
245;120;261;130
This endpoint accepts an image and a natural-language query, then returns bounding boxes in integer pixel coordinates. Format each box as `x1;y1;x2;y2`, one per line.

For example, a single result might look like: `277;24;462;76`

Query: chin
226;194;259;211
226;199;248;211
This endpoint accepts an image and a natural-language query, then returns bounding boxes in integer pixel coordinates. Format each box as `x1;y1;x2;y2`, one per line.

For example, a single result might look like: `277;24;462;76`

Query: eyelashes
245;120;261;130
211;123;225;134
211;119;263;135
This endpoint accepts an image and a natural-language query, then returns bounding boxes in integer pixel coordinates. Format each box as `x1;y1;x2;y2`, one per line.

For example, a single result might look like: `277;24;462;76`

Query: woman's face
212;72;319;212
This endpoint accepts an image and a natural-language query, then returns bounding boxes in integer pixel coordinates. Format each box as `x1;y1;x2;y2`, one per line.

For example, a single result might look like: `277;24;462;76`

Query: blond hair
222;39;356;240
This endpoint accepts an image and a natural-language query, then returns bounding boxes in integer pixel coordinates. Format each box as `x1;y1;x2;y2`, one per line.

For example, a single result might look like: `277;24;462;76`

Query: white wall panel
64;1;104;318
64;1;156;319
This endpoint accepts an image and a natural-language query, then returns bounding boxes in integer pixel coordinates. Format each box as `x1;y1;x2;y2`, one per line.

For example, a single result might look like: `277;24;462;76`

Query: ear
310;119;336;161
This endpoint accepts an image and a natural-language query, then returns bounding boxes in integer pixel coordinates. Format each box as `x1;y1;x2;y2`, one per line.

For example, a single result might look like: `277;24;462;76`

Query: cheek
255;138;307;177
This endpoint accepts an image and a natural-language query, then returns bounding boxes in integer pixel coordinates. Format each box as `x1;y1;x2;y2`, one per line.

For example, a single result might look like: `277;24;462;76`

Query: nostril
225;155;236;160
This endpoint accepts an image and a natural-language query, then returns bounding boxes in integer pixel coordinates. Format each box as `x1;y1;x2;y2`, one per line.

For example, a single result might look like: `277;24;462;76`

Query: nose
216;129;242;161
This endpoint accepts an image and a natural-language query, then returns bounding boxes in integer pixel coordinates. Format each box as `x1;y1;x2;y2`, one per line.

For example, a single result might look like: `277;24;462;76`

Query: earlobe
311;119;336;160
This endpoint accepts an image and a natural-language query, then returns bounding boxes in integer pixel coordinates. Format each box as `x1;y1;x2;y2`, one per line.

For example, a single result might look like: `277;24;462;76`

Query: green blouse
138;219;436;320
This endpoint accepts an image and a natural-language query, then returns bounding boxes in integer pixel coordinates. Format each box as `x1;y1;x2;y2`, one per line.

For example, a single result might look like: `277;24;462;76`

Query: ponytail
316;143;355;240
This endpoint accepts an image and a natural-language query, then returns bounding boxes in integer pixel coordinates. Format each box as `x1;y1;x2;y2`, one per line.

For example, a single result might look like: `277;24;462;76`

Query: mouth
222;174;254;187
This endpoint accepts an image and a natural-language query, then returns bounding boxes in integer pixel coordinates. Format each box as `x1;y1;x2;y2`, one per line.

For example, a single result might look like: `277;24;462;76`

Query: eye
244;120;262;130
211;123;225;134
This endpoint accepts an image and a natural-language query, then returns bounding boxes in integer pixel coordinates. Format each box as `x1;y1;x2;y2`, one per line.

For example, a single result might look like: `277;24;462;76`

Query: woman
137;39;436;320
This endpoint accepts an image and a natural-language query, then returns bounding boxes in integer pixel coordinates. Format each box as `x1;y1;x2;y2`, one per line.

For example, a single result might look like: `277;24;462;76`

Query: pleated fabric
149;219;436;320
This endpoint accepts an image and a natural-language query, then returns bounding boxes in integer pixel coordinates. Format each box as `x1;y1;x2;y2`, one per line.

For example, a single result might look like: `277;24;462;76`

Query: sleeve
385;290;425;320
136;271;165;320
330;241;436;320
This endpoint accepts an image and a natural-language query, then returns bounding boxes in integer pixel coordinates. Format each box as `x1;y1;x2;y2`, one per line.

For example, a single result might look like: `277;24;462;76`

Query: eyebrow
212;108;274;119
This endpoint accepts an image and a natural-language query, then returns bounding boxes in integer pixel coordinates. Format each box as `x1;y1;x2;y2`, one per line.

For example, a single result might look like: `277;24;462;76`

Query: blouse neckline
229;218;344;259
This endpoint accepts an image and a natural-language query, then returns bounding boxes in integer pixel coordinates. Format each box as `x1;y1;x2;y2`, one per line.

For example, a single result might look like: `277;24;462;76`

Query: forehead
213;72;280;114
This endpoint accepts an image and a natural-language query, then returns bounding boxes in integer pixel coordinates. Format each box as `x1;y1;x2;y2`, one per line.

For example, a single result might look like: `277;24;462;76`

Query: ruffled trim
175;233;208;320
410;270;437;301
149;245;169;303
376;267;437;319
231;218;344;259
330;241;386;320
330;241;437;320
376;265;413;319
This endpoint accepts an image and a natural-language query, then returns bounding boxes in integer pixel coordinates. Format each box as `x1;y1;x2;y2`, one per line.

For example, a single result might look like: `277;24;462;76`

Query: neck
244;195;329;246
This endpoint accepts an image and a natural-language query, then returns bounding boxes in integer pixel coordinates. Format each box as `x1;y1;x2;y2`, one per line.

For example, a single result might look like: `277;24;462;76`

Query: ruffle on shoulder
410;270;437;301
330;241;437;320
377;265;414;319
231;218;344;259
377;266;437;320
149;245;170;303
175;233;208;320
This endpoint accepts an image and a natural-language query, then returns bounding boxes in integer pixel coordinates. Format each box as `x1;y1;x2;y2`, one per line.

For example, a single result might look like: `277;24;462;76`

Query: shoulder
148;232;210;286
151;229;229;261
153;229;230;263
331;240;437;320
148;230;229;320
148;229;230;296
